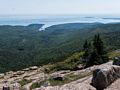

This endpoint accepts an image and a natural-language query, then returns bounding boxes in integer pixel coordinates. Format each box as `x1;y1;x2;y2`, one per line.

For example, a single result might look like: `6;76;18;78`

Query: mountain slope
0;23;120;72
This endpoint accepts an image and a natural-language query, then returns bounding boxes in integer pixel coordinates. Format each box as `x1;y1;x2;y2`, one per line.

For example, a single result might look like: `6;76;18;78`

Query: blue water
0;15;120;29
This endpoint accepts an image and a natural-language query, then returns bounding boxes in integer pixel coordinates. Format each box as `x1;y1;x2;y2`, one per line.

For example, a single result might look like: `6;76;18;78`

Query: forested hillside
0;23;120;72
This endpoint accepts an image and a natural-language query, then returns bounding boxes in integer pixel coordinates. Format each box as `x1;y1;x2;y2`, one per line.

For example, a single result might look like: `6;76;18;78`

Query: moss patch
18;79;32;86
30;80;47;89
49;72;92;86
43;52;84;74
108;51;120;59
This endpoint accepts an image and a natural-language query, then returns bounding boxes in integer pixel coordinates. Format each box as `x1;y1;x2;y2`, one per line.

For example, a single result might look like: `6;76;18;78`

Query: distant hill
0;23;120;73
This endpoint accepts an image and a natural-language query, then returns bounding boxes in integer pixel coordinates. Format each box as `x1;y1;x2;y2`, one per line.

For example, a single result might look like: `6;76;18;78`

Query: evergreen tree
93;34;104;55
82;40;91;63
93;34;108;63
86;49;100;67
83;40;88;51
84;34;109;67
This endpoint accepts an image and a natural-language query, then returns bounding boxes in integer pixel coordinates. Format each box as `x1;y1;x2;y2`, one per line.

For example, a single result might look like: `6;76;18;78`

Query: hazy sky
0;0;120;15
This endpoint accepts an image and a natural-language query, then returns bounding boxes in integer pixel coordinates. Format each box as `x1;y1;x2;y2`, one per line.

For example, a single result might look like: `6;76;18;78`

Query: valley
0;22;120;90
0;23;120;72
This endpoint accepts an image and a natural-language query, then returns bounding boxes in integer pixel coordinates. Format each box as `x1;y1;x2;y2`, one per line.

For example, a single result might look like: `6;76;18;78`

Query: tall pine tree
82;40;91;63
83;34;109;67
93;34;108;63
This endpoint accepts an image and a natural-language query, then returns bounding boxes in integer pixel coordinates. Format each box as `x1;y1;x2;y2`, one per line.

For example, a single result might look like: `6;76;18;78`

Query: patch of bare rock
32;62;114;90
34;83;96;90
105;78;120;90
1;61;120;90
92;64;120;90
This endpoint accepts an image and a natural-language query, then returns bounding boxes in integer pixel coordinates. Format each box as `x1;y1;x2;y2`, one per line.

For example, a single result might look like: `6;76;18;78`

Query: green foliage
49;78;66;86
44;52;83;73
93;34;104;55
113;57;120;64
83;40;88;51
86;49;101;66
108;50;120;59
93;34;109;62
0;23;120;73
30;80;47;89
84;34;109;67
49;71;92;86
18;79;32;86
82;40;92;63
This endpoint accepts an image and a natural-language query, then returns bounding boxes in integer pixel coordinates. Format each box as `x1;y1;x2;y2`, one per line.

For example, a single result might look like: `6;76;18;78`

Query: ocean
0;15;120;29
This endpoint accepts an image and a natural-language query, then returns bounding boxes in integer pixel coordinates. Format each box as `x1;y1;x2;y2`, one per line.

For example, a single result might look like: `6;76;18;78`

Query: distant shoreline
0;16;120;29
102;18;120;20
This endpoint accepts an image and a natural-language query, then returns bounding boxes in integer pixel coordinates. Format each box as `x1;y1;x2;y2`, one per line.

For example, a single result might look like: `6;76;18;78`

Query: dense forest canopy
0;23;120;73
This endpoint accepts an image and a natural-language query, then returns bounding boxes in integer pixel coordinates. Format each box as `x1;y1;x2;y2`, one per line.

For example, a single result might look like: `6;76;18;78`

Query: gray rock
10;82;21;90
33;83;96;90
2;85;10;90
51;74;64;81
30;66;38;70
22;68;30;71
113;57;120;66
0;73;4;79
16;71;25;75
92;65;120;90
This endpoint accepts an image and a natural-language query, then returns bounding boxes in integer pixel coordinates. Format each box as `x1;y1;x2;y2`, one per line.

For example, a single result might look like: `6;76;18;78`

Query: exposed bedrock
92;65;120;90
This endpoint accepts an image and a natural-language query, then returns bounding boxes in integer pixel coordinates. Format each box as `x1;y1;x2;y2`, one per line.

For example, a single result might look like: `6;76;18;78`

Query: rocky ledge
92;64;120;90
1;61;120;90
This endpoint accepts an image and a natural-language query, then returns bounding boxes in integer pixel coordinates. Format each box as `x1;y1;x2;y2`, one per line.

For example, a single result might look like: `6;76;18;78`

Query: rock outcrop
34;83;96;90
50;71;70;81
51;74;64;81
113;57;120;66
2;82;21;90
105;78;120;90
2;61;120;90
92;65;120;90
33;76;96;90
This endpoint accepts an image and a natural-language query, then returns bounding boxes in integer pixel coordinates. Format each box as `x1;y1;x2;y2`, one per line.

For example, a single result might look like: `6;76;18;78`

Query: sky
0;0;120;15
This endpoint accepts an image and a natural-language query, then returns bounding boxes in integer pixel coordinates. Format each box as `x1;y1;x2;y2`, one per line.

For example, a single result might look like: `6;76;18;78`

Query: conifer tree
83;40;88;51
86;48;100;67
93;34;108;63
82;40;91;63
84;34;109;67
